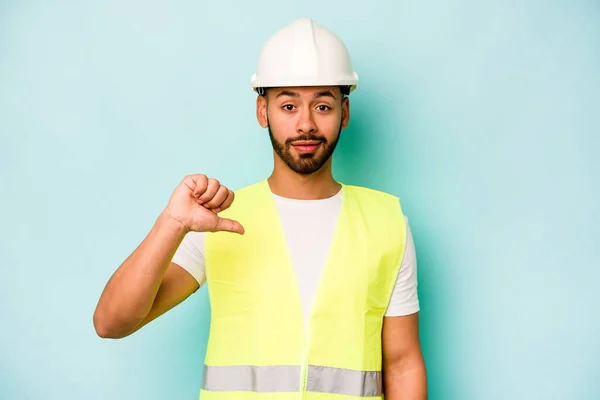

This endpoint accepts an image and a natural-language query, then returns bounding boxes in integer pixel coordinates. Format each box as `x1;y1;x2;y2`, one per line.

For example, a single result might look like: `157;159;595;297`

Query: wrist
159;208;190;236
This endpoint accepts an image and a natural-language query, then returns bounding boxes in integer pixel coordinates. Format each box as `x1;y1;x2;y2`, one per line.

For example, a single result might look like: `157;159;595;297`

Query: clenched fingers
204;185;229;209
184;174;209;199
217;190;235;212
198;178;220;204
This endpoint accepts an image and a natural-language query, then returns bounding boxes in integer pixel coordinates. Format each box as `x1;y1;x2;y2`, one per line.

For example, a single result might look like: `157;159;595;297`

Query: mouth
291;140;322;153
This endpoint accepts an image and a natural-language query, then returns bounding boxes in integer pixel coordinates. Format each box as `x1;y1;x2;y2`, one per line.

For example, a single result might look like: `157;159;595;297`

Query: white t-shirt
172;190;420;321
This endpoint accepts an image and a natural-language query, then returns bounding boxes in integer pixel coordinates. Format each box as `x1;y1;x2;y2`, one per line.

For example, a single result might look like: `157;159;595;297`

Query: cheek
266;110;293;140
267;107;294;130
315;113;342;133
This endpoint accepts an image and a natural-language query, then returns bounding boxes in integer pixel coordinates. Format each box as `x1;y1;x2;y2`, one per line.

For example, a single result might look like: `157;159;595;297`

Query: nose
297;108;317;134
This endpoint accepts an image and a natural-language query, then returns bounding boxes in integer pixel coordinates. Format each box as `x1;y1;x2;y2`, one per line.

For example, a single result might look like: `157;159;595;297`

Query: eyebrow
313;90;337;100
276;90;300;98
275;90;337;100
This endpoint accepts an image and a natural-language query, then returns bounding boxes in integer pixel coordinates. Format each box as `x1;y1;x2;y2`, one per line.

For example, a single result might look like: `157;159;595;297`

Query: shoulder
343;184;405;223
232;180;267;197
218;180;268;218
343;184;401;206
217;180;267;207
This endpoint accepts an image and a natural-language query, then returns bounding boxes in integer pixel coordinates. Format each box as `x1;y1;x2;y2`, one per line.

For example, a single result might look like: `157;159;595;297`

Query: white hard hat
251;18;359;94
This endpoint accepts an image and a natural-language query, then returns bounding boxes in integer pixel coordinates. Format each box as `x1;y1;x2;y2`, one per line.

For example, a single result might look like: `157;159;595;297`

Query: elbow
93;311;117;339
93;309;132;339
94;326;115;339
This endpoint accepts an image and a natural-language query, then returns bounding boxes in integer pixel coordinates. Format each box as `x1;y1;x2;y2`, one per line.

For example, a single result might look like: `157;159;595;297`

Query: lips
292;140;322;153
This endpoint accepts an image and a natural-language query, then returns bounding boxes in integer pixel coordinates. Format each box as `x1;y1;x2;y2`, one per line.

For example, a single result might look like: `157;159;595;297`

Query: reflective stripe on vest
307;365;382;397
202;365;300;392
202;364;382;397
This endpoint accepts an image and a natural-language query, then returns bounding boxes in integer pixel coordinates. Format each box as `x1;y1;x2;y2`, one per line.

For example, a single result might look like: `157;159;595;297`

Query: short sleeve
384;216;420;316
171;231;207;286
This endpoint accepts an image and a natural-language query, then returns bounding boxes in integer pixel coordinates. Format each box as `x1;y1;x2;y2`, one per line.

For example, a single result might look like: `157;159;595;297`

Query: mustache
285;134;327;145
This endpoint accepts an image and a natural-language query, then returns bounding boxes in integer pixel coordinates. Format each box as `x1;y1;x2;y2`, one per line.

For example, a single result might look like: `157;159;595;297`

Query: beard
268;124;342;175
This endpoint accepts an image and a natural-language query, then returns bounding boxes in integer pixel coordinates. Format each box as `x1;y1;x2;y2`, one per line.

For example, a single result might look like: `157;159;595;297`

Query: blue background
1;1;599;399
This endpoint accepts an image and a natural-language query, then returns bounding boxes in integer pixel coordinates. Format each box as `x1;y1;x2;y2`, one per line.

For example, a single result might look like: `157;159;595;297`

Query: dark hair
257;86;351;97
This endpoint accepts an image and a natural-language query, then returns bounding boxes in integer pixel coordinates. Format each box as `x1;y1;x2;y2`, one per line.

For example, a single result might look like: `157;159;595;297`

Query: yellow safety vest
202;180;406;399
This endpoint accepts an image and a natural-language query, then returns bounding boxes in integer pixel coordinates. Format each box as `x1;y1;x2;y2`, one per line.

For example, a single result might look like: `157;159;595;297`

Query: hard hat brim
250;73;359;93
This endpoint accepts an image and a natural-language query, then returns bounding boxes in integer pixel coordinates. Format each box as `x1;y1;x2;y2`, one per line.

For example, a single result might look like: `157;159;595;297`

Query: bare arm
382;313;428;399
93;175;243;339
93;211;198;338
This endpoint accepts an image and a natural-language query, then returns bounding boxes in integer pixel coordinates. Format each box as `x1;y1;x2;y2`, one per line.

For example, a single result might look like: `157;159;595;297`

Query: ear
341;97;350;129
256;95;269;128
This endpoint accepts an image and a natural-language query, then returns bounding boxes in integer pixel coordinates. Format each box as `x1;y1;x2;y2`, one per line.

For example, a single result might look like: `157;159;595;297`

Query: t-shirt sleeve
384;216;420;317
171;231;207;286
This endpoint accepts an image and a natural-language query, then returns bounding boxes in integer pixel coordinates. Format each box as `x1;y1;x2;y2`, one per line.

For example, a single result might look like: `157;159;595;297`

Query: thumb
213;217;245;235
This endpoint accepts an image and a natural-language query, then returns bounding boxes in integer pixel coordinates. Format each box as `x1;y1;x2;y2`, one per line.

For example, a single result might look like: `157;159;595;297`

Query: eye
316;105;331;111
282;104;296;111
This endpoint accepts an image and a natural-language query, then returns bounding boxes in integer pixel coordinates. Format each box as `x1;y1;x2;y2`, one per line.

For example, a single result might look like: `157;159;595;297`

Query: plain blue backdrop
1;1;599;399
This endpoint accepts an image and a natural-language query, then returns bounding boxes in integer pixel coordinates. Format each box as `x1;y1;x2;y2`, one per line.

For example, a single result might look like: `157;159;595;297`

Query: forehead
267;86;342;99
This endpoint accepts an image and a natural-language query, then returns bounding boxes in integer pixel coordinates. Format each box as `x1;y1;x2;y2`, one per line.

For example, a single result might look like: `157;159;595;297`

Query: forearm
384;352;427;399
93;210;188;338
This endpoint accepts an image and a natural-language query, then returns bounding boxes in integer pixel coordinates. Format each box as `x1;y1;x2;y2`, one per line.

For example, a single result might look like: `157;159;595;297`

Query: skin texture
92;85;427;398
383;313;428;399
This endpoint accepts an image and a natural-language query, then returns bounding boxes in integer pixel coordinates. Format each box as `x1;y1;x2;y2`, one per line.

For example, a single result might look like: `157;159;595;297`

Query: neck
267;157;341;200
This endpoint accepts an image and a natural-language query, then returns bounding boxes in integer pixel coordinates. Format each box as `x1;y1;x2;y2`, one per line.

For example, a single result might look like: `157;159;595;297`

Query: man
94;18;427;399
